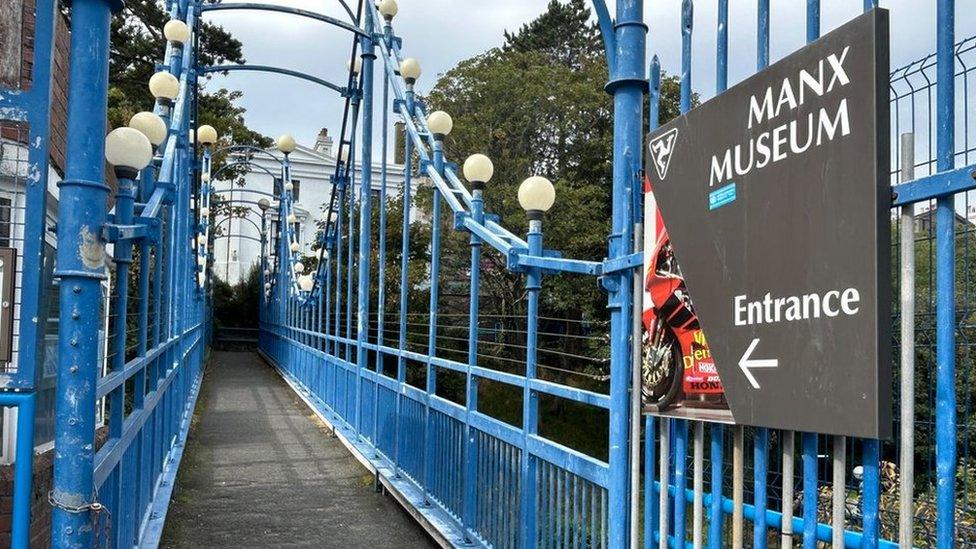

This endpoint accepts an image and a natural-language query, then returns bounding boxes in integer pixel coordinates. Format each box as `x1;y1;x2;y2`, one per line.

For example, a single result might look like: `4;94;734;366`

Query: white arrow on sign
739;338;778;389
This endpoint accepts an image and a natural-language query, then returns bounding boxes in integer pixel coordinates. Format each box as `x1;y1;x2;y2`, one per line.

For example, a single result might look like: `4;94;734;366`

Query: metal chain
48;490;112;547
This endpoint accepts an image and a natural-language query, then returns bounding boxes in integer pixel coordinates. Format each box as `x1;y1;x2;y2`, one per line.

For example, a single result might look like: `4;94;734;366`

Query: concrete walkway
160;351;436;548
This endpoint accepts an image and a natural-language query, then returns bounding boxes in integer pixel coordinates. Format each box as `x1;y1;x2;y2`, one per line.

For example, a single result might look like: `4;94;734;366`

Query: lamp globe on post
128;111;167;150
400;58;421;86
277;134;296;155
197;125;218;148
427;111;453;140
105;127;153;180
518;176;555;223
258;198;271;212
378;0;398;21
298;275;314;293
163;19;190;46
149;71;179;112
197;233;207;246
463;154;493;192
290;242;301;253
346;57;362;76
293;262;305;274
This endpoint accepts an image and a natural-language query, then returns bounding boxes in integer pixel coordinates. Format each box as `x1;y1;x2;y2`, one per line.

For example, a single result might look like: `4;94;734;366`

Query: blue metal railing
259;1;973;548
4;0;211;546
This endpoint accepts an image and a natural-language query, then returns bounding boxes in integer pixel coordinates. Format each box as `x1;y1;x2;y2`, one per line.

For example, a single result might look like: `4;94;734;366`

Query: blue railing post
10;393;36;549
355;11;376;438
463;174;486;540
519;215;544;548
606;0;646;545
50;0;118;545
394;83;415;478
423;120;446;504
935;0;956;545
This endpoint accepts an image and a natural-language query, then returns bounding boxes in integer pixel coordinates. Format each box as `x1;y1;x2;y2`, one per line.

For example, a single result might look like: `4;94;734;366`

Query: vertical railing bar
674;420;688;545
781;430;795;549
861;439;880;548
898;132;916;547
801;433;817;549
754;428;768;549
935;1;957;546
708;424;723;549
732;426;744;549
659;419;670;549
645;417;657;549
831;435;846;547
692;421;704;549
806;0;820;43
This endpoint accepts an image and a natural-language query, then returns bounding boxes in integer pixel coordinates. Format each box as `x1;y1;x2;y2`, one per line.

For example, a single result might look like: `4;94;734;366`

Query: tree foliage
104;0;269;150
425;0;688;325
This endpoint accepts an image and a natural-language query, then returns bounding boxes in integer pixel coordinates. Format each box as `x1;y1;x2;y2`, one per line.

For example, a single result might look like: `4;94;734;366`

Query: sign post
642;9;891;439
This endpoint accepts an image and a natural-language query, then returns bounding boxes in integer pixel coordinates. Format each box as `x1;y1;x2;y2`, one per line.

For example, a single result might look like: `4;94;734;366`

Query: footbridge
0;0;973;547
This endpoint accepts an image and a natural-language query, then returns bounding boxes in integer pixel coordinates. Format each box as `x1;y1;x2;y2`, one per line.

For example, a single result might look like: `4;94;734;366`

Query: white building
213;128;411;284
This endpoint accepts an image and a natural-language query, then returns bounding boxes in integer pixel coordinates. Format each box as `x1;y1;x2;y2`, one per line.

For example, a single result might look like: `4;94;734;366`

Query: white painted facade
212;129;411;285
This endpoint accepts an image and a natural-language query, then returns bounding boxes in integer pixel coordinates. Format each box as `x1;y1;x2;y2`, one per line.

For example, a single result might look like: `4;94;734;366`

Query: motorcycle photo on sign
641;167;730;421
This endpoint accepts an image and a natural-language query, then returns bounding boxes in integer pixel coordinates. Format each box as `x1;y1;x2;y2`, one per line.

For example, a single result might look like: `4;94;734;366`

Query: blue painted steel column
355;13;376;436
463;180;485;539
423;127;446;504
51;0;117;545
519;217;544;547
935;0;956;546
606;0;646;545
394;87;415;477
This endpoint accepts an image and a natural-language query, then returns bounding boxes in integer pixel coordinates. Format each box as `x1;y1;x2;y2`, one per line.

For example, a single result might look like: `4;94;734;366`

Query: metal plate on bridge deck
642;9;892;439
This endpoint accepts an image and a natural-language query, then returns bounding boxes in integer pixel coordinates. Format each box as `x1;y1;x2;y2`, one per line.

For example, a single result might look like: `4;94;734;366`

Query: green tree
410;0;690;458
426;0;688;326
104;0;269;150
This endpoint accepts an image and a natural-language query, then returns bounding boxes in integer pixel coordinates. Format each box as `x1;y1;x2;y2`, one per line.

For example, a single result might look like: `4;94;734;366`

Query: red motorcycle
641;175;726;412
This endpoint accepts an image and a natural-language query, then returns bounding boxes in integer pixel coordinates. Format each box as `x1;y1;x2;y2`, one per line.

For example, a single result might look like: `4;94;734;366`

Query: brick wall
2;0;80;177
0;449;54;548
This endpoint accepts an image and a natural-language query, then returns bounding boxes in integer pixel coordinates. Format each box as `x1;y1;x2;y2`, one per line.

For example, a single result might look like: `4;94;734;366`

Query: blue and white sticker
709;182;737;211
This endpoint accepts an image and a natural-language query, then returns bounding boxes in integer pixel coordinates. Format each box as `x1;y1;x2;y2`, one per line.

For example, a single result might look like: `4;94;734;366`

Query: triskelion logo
649;128;679;180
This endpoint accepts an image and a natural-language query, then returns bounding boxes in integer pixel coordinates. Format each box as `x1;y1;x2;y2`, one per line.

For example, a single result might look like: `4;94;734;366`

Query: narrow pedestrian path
160;351;436;548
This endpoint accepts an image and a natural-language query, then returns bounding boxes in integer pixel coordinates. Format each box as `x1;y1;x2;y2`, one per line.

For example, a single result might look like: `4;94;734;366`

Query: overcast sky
199;1;975;156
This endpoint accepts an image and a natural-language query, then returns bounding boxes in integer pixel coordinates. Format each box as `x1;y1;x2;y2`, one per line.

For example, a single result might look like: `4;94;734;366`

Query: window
292;179;301;203
0;197;10;248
